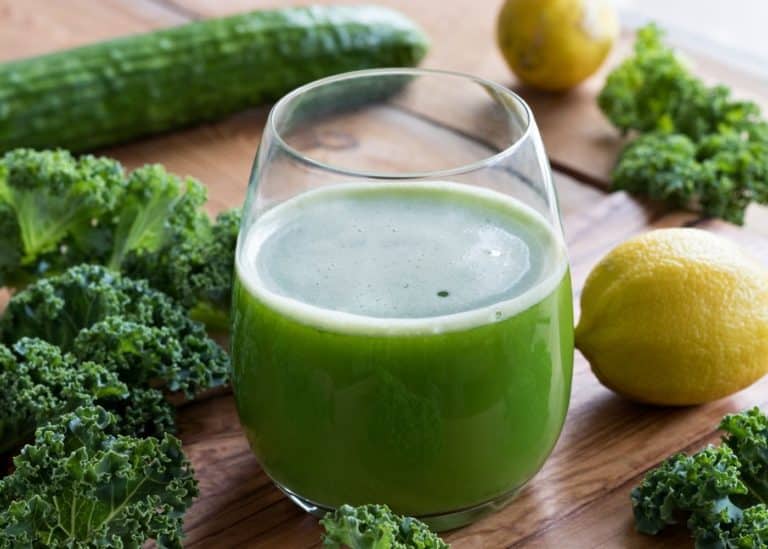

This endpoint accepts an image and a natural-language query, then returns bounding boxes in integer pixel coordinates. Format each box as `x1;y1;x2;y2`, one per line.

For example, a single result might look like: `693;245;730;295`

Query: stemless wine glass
231;68;574;530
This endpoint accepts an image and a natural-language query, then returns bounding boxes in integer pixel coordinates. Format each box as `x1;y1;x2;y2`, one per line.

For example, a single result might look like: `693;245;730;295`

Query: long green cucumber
0;5;428;152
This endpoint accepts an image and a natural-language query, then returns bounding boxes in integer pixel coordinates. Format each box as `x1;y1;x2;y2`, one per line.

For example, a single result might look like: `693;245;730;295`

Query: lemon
576;228;768;406
497;0;618;91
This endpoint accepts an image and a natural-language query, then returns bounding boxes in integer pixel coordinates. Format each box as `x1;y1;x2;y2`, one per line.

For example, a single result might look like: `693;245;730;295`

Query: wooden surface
3;1;768;547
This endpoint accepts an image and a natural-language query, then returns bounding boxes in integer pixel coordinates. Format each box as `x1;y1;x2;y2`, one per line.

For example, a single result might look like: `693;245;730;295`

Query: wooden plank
0;0;185;62
104;108;270;214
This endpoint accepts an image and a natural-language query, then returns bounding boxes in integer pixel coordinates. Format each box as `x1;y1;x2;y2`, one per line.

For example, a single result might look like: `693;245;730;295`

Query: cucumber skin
0;5;428;153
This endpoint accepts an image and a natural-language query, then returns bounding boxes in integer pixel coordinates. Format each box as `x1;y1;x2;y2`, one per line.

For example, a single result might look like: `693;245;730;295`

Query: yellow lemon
497;0;618;91
576;228;768;406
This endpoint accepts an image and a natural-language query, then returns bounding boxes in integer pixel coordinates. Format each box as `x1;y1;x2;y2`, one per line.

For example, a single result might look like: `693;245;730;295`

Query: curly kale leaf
73;317;186;392
633;408;768;548
194;209;240;314
613;132;702;208
598;24;691;134
598;24;762;140
0;338;127;454
321;504;449;549
0;264;229;397
601;25;768;224
721;407;768;505
107;163;209;271
695;131;768;224
0;264;228;437
125;207;240;331
0;149;239;327
111;386;177;439
0;149;124;287
631;445;747;536
105;161;239;322
690;503;768;549
0;405;198;548
728;505;768;548
612;128;768;224
70;318;216;435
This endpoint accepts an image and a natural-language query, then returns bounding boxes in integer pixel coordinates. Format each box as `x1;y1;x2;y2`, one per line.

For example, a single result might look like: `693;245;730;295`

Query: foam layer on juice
237;181;567;335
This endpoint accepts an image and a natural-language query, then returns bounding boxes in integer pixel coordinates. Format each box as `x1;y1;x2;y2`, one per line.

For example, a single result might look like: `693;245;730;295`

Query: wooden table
3;1;768;547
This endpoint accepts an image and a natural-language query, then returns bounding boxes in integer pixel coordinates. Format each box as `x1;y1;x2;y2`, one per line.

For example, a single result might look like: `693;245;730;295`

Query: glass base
276;482;522;532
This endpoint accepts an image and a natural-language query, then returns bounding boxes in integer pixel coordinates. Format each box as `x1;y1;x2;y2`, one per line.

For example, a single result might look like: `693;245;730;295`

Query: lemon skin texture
497;0;618;91
576;228;768;406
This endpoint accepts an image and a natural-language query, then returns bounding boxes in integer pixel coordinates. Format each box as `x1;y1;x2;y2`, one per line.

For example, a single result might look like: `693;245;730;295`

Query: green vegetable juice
232;181;573;517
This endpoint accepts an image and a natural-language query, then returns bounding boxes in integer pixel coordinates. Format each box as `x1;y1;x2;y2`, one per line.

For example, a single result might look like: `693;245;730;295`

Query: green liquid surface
232;182;573;515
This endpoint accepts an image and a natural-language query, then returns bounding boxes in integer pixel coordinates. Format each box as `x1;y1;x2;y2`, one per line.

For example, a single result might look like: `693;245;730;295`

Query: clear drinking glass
231;68;574;530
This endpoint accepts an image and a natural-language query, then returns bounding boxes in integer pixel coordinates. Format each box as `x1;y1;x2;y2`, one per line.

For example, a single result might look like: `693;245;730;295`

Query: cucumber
0;5;428;153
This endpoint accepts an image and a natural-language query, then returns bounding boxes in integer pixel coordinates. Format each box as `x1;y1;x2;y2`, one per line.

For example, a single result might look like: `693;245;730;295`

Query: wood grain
0;0;184;61
2;1;768;548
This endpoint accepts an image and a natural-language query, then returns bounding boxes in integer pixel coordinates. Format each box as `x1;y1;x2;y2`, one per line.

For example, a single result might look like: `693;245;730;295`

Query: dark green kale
320;504;449;549
599;24;768;224
612;129;768;224
613;132;701;208
721;408;768;505
726;505;768;548
0;264;229;437
632;408;768;549
106;164;238;322
695;131;768;224
0;337;127;454
106;163;208;275
598;24;763;139
0;149;124;287
198;209;241;313
0;405;198;548
109;385;176;439
689;504;768;549
0;149;239;324
0;264;229;394
631;446;746;537
598;24;695;135
125;208;241;331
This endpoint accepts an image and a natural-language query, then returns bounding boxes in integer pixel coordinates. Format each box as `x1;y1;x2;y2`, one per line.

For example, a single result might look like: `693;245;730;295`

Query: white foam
236;181;568;335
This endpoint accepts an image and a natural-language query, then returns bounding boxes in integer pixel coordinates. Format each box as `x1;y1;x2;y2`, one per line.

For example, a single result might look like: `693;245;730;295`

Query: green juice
232;181;573;518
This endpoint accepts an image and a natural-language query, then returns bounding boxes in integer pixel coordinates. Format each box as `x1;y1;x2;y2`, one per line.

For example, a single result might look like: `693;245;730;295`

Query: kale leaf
632;408;768;549
721;408;768;505
0;149;239;325
599;24;768;224
0;149;123;287
0;263;229;396
124;207;241;331
0;337;127;454
599;24;763;140
321;504;449;549
613;132;702;209
0;264;229;438
0;405;198;548
631;446;746;536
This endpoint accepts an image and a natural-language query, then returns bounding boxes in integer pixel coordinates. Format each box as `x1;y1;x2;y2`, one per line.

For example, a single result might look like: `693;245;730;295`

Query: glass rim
267;67;534;180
